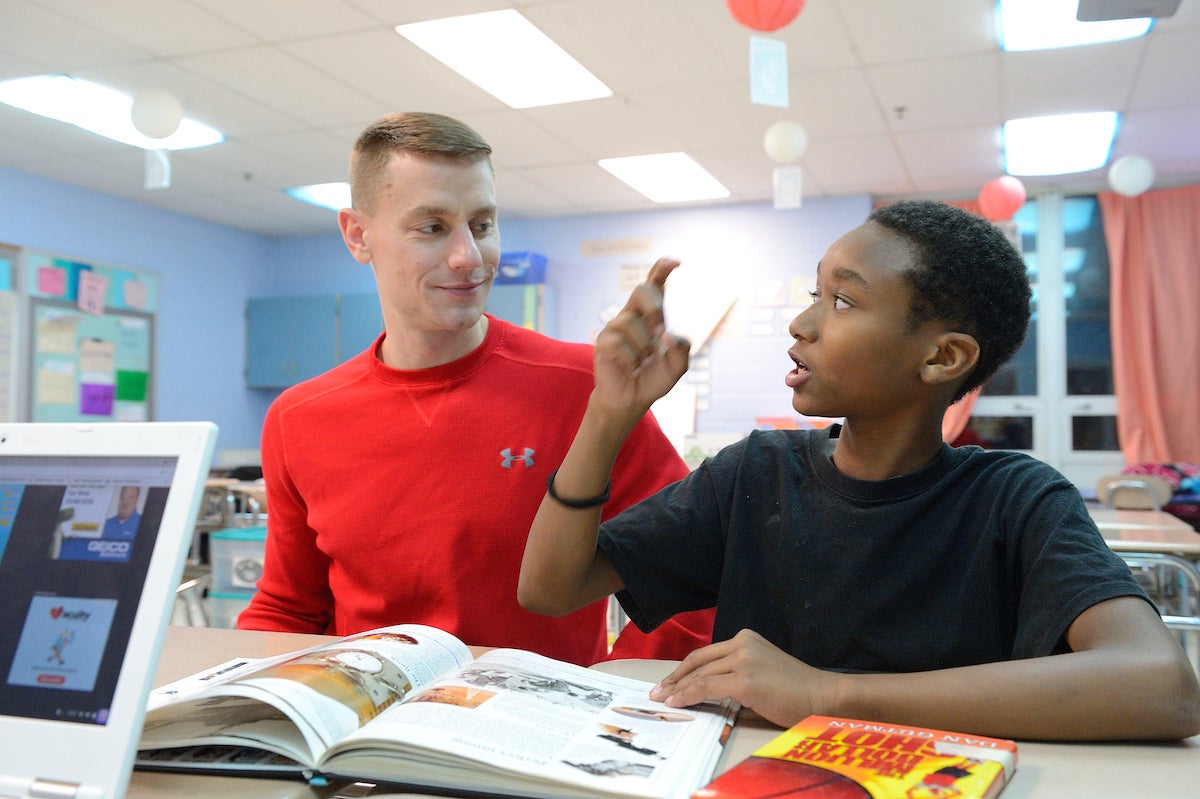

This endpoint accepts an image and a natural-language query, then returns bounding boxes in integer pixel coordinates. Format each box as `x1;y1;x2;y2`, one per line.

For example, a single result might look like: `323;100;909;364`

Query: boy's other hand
649;628;834;729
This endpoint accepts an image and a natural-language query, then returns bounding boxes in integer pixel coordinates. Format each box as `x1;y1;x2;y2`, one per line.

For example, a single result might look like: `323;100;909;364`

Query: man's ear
920;331;980;386
338;208;373;265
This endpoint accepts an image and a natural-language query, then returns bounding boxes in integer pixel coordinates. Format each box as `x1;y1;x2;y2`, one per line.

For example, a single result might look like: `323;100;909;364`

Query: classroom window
957;193;1122;487
1063;195;1114;396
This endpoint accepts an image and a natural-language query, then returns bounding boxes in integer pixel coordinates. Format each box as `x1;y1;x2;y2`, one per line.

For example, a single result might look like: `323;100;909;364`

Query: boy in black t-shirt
519;200;1200;741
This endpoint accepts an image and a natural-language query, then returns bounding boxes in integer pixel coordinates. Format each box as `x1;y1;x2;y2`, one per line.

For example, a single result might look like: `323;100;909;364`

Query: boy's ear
920;331;979;386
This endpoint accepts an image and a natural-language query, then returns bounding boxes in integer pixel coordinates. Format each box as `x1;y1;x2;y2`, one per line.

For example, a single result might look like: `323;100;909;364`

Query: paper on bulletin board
79;338;116;376
79;382;115;416
37;361;76;404
37;264;67;297
116;316;150;365
123;279;148;310
37;313;79;355
114;401;148;422
77;270;110;315
116;370;148;402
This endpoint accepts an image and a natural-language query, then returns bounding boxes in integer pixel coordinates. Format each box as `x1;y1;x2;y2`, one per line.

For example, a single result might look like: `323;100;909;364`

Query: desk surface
134;627;1200;799
1089;507;1200;555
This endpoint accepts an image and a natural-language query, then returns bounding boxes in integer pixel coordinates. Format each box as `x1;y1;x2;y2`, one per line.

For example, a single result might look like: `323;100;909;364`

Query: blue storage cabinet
337;292;384;361
245;296;337;388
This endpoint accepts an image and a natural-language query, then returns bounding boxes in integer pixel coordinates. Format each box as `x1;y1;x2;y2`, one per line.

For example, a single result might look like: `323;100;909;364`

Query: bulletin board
24;250;157;423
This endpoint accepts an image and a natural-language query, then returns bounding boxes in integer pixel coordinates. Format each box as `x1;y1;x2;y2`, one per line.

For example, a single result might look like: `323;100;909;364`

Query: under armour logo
500;447;535;468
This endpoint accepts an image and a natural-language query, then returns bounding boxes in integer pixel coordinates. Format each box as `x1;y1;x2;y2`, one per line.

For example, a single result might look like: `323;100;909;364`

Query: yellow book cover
694;715;1017;799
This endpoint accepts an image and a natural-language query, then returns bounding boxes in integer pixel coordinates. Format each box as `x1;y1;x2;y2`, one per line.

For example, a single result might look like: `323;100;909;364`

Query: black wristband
546;468;611;509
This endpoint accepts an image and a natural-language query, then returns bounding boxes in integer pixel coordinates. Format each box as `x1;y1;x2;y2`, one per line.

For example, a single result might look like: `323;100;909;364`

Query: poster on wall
24;249;157;423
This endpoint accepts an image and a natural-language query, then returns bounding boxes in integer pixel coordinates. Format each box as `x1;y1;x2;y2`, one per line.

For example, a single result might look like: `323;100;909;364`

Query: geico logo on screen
88;540;131;556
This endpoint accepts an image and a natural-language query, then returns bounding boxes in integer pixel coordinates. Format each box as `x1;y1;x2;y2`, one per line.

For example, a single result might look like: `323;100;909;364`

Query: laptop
0;422;217;799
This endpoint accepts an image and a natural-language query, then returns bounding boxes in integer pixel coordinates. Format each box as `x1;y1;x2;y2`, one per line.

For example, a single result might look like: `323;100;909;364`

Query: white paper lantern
764;120;809;164
131;89;183;139
1108;155;1155;198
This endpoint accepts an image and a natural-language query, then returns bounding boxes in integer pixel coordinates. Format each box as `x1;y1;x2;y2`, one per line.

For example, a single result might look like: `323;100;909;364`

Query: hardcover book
694;715;1016;799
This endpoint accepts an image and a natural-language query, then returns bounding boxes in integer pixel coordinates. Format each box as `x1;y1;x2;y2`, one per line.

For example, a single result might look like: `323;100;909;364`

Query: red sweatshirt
240;316;711;665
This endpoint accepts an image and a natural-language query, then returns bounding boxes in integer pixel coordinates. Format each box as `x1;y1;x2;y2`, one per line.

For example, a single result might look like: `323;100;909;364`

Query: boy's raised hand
592;257;691;418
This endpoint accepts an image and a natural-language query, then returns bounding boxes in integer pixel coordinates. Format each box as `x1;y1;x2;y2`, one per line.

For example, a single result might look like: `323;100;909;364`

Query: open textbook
136;624;737;799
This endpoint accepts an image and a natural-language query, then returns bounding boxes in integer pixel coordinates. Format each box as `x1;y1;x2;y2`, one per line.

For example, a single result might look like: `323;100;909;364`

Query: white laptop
0;422;217;799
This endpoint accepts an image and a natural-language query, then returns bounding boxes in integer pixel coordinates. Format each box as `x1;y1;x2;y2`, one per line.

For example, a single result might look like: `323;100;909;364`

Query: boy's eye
808;290;851;311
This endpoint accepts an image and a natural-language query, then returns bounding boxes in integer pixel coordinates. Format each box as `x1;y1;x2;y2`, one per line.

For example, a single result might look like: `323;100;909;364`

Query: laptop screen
0;454;179;726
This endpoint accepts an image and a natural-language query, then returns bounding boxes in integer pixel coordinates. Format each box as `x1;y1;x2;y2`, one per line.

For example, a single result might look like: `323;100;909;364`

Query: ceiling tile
35;0;258;55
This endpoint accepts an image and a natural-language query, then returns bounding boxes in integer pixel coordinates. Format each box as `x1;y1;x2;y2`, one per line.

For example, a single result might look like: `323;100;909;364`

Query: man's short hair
349;112;493;214
868;200;1032;401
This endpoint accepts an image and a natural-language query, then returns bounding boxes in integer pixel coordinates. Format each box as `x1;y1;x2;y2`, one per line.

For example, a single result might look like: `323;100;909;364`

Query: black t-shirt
599;426;1150;673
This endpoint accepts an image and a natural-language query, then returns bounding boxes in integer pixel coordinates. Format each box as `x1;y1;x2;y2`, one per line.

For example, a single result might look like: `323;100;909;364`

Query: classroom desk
1089;506;1196;534
1089;507;1200;556
129;626;1200;799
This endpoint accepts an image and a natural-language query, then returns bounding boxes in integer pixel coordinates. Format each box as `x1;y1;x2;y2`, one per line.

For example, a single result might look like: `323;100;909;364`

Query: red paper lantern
726;0;807;32
977;175;1027;221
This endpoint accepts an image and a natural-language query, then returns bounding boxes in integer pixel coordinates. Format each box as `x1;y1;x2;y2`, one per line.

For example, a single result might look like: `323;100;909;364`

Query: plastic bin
208;591;254;629
496;251;546;284
209;526;267;594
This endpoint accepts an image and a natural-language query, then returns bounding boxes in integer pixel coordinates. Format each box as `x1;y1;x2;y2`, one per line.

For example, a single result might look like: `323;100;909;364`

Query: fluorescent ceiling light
998;0;1152;51
396;10;611;108
0;75;223;150
284;182;351;212
1003;112;1118;175
599;153;730;204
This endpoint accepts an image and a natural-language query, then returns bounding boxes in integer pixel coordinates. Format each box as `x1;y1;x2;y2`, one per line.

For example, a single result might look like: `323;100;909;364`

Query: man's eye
472;220;495;236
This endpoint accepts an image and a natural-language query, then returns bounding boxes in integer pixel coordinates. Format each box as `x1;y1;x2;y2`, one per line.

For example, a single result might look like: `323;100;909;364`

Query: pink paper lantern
977;176;1027;221
726;0;806;32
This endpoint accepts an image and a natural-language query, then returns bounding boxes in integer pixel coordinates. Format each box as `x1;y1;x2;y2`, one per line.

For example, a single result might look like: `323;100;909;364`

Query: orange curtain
1097;185;1200;463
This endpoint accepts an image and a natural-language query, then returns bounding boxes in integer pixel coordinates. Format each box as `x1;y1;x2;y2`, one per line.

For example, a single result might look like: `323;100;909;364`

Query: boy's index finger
645;257;681;291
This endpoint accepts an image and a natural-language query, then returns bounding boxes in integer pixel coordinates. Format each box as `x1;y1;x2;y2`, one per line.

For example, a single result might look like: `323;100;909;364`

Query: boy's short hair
868;200;1031;401
349;112;493;214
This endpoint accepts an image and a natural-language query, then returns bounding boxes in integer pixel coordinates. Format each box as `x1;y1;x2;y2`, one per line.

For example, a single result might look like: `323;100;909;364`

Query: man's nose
447;225;484;271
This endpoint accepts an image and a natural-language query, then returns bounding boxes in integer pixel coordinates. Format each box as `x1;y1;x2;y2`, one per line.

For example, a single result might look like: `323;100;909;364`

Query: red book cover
694;715;1017;799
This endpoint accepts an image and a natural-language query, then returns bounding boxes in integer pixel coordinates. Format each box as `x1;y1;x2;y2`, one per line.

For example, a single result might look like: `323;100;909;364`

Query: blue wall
2;164;873;450
0;166;271;452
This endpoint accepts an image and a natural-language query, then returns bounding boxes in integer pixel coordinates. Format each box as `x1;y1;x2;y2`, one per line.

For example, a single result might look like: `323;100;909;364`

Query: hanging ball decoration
763;120;809;164
1108;155;1155;197
130;88;183;139
977;175;1027;221
726;0;807;33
